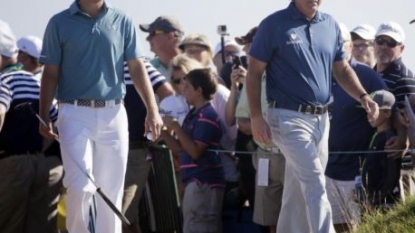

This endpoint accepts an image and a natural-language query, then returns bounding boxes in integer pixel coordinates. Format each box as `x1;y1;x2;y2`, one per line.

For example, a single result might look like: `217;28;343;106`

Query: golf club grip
96;188;131;226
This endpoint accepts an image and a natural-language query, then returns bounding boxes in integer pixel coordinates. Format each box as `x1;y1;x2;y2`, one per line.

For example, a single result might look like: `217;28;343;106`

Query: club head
14;102;33;111
410;19;415;24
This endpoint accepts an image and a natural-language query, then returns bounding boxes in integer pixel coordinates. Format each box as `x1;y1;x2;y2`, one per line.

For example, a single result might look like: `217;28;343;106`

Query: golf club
410;19;415;24
14;102;132;227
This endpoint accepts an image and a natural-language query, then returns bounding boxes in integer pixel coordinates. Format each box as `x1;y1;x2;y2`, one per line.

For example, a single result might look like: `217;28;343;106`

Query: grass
355;197;415;233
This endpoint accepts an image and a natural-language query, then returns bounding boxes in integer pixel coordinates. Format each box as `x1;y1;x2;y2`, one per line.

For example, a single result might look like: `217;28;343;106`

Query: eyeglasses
375;37;400;48
149;30;166;37
353;42;373;50
172;77;185;85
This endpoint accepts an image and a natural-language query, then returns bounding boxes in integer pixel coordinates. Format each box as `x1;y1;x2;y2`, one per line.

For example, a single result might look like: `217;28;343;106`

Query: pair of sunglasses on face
375;37;401;48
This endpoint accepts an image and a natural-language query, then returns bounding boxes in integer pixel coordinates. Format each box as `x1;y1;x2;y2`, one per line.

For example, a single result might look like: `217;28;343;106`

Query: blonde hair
169;54;203;74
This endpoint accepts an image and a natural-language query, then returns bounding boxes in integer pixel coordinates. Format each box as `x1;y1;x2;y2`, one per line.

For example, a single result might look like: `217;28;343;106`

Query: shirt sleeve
40;18;62;66
123;16;142;61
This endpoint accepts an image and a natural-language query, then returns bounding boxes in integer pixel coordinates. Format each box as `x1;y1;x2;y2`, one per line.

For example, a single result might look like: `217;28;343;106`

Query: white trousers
57;103;129;233
268;108;335;233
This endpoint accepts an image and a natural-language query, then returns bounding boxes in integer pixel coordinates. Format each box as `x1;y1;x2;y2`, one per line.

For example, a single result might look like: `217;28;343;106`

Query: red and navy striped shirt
180;102;225;187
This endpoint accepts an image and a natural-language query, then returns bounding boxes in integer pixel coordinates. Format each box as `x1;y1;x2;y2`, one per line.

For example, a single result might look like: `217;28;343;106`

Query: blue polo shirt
40;1;141;100
180;102;225;186
250;2;345;106
325;59;386;181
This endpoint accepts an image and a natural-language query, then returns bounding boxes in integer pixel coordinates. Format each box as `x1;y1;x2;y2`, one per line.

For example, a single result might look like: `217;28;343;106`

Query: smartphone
233;56;242;68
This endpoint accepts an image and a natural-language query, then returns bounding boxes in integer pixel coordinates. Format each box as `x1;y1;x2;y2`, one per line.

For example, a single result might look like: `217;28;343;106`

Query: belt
59;99;122;108
268;101;328;115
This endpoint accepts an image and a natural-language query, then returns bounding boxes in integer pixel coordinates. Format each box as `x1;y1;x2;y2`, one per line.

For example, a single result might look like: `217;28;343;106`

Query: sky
2;0;415;69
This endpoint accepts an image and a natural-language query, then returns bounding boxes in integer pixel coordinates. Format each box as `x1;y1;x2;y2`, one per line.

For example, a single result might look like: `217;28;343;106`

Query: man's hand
251;116;273;146
361;95;379;122
39;118;59;140
144;111;163;141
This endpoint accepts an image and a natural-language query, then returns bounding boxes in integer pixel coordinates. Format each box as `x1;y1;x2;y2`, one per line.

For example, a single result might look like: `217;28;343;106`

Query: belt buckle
91;100;96;108
304;105;312;114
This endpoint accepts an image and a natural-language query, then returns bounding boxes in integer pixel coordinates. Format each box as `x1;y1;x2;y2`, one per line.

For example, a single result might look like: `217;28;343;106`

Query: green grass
356;198;415;233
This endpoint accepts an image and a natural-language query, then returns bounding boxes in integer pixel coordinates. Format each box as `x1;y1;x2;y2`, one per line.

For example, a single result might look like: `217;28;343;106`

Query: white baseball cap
17;36;43;59
351;24;376;40
213;39;241;57
376;21;405;43
338;23;351;42
159;95;189;125
0;19;18;58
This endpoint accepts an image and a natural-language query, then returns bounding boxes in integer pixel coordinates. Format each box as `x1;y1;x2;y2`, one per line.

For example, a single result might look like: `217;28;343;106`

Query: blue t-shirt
40;1;141;100
325;60;387;181
250;2;345;106
180;102;225;186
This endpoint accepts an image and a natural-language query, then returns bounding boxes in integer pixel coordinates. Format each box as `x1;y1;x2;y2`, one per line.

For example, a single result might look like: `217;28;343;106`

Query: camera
232;56;242;68
217;25;228;36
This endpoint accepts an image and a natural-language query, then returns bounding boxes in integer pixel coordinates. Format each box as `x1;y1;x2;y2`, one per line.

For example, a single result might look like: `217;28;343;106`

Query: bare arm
164;116;205;160
155;82;175;101
333;60;379;121
128;58;163;139
0;105;6;131
246;57;272;144
225;66;246;126
39;64;59;139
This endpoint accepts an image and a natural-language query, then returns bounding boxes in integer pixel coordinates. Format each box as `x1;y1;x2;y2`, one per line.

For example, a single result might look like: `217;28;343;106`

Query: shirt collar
375;57;404;75
69;0;112;15
288;2;324;22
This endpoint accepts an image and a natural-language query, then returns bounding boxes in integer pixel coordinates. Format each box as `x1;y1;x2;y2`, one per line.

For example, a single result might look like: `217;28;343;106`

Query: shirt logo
105;24;118;30
286;32;303;45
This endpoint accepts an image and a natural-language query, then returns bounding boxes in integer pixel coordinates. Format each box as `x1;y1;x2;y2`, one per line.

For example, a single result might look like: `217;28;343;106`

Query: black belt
59;99;122;108
268;101;328;115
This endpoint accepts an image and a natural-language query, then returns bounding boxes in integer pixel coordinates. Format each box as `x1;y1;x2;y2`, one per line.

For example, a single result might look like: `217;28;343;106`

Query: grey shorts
182;182;224;233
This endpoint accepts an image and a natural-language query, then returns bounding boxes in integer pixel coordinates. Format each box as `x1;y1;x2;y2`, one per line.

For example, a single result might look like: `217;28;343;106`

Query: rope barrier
150;144;415;156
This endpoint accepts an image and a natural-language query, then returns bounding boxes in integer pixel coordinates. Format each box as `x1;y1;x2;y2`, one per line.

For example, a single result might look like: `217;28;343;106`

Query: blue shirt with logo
250;2;345;106
40;1;141;100
180;102;225;186
325;60;386;181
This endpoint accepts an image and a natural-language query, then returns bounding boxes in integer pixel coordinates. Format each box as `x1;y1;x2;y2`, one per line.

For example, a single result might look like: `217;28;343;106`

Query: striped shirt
123;59;166;88
0;66;58;153
123;59;167;141
376;58;415;109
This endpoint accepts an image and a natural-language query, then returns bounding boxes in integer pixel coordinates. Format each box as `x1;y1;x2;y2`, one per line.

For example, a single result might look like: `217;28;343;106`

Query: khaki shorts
252;147;285;226
325;176;360;225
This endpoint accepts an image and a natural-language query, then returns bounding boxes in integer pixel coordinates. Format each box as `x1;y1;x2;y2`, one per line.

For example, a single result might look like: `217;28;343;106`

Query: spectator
363;90;400;207
374;21;415;196
179;34;218;73
168;54;239;201
161;68;225;233
246;1;378;232
325;23;386;233
212;38;241;75
350;24;377;68
0;19;59;233
140;16;184;78
38;1;163;233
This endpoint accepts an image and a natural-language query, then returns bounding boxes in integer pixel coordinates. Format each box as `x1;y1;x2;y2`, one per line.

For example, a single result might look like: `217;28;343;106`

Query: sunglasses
172;77;185;85
375;37;400;48
149;30;166;37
